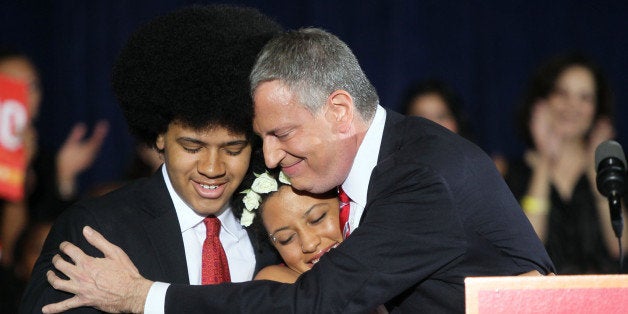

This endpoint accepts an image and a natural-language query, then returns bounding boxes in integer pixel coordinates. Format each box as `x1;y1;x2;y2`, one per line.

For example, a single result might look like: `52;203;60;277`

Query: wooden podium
465;275;628;314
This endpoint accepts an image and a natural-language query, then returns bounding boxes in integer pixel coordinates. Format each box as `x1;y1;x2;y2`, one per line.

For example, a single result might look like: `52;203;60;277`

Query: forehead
253;81;312;131
413;94;448;110
262;186;337;220
167;121;247;139
263;186;304;217
0;57;38;81
557;66;594;88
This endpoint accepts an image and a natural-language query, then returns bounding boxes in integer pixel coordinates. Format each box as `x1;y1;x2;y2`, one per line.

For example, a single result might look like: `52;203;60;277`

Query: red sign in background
0;74;29;201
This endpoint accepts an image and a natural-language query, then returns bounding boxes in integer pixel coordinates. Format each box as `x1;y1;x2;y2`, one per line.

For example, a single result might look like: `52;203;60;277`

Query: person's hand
529;101;561;162
56;120;109;198
42;226;152;313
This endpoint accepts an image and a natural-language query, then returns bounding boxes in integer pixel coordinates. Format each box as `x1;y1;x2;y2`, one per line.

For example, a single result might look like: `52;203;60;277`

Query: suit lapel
140;170;190;284
377;110;406;164
366;110;407;205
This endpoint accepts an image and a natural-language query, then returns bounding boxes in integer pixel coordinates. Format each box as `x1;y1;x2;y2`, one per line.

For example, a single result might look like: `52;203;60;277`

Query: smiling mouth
199;184;220;190
281;160;303;176
309;243;340;265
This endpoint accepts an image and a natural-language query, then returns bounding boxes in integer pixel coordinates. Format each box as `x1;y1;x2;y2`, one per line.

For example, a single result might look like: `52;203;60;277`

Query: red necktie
201;216;231;284
338;187;351;238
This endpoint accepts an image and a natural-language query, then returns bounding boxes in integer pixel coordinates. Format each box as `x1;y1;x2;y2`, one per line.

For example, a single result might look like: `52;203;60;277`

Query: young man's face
253;80;353;194
156;121;251;216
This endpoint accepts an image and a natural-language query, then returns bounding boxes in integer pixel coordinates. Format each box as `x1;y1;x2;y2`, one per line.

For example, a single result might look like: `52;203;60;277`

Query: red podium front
465;274;628;314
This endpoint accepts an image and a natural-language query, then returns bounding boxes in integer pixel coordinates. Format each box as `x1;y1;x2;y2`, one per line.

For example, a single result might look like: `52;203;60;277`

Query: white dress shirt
341;105;386;230
146;106;387;313
144;166;255;313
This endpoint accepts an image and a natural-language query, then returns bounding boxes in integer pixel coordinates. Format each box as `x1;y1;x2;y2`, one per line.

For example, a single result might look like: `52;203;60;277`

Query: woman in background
505;53;627;274
401;79;471;138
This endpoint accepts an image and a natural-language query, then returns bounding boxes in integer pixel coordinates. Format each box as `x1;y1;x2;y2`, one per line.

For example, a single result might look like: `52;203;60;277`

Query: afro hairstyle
111;4;282;149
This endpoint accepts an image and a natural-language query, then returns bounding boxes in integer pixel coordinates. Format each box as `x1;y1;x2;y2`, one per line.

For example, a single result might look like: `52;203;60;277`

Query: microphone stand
607;193;624;273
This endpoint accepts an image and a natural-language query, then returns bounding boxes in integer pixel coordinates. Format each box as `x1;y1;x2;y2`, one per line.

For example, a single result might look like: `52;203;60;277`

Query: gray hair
250;28;379;120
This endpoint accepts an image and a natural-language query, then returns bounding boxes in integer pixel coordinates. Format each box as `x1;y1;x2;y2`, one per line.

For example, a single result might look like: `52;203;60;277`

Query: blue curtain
2;0;627;192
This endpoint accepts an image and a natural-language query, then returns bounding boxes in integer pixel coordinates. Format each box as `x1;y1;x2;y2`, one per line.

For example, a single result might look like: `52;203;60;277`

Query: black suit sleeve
165;166;467;313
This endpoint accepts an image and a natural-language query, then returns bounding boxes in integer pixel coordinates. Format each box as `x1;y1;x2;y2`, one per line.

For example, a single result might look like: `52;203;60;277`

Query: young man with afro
20;5;282;313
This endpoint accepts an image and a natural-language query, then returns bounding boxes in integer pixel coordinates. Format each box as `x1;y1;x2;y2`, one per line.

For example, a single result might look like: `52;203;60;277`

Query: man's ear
326;90;354;133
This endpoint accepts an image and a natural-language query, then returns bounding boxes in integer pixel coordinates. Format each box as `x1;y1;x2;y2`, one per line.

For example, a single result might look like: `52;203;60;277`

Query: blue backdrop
2;0;627;193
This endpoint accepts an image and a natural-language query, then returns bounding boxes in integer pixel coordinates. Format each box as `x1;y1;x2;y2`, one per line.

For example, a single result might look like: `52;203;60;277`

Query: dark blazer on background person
164;110;555;313
19;169;280;313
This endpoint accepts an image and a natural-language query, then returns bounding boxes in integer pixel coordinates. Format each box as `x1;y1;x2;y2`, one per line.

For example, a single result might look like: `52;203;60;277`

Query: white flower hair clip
240;170;291;227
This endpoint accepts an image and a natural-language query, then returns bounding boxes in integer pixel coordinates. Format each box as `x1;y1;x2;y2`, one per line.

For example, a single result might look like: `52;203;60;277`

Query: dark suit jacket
164;110;554;313
19;170;280;313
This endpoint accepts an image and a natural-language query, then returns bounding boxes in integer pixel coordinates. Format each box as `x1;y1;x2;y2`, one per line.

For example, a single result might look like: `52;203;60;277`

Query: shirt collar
162;166;242;237
342;105;386;208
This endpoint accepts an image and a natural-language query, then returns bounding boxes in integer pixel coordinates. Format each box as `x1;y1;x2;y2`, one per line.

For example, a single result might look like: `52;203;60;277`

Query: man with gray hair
42;27;554;313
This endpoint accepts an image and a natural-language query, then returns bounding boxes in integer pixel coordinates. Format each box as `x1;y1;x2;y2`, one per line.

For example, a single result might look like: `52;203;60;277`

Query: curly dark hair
516;53;614;148
111;5;282;149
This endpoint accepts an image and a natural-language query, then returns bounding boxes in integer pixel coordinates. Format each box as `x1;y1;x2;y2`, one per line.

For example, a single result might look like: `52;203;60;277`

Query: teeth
200;184;219;190
312;259;319;264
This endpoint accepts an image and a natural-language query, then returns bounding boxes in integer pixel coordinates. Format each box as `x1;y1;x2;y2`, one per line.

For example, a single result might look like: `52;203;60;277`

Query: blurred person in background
504;53;627;274
400;79;510;174
0;48;109;268
401;79;473;139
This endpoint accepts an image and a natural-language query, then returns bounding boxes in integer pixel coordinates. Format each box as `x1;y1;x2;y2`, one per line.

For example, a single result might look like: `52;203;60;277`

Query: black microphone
595;140;626;239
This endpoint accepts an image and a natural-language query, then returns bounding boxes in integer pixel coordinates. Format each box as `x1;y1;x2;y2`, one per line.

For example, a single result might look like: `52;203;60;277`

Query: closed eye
277;233;296;246
183;146;202;153
224;147;244;156
309;212;327;225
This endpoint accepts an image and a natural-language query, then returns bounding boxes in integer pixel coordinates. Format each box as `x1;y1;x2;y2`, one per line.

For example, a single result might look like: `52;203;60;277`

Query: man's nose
262;137;285;169
299;231;321;253
198;149;225;178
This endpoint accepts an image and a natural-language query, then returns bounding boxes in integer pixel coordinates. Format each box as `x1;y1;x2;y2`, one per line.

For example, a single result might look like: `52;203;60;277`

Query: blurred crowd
0;49;162;312
1;46;626;311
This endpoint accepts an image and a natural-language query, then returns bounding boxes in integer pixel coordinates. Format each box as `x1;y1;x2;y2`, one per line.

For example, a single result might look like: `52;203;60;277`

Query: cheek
584;102;596;116
226;156;250;181
319;218;342;240
167;151;194;173
276;245;302;266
